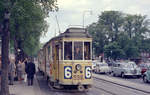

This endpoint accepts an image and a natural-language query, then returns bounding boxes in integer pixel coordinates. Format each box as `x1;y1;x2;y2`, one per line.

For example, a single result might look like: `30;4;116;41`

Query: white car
111;61;141;78
92;60;97;72
95;62;110;74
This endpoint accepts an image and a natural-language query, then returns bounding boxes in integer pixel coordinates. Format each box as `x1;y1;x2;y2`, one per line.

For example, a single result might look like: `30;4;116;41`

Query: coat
26;62;36;79
8;62;16;77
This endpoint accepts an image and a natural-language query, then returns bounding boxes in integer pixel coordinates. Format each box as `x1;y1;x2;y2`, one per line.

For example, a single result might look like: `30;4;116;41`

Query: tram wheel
78;85;85;92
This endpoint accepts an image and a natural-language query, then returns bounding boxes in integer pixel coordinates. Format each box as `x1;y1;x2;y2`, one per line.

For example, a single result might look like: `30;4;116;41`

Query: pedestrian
24;58;28;82
21;60;26;80
8;58;16;85
24;58;28;73
17;60;25;82
26;59;36;86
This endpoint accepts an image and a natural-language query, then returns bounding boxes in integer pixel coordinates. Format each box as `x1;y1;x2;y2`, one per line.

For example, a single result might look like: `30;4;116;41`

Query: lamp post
82;10;92;28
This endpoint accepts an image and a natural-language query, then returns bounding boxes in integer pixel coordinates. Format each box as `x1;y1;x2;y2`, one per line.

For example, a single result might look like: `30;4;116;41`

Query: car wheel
143;75;148;83
112;72;116;77
137;75;141;78
121;72;125;78
109;72;111;75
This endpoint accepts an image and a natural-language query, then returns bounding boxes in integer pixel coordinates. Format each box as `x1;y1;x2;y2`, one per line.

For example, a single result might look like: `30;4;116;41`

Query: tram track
93;85;116;95
36;71;150;95
93;77;150;95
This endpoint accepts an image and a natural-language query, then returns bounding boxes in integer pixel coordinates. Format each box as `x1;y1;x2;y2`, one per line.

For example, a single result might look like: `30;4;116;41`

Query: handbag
24;74;27;82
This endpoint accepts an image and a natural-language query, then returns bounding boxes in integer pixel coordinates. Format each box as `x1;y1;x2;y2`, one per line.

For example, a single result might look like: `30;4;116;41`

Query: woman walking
17;60;25;82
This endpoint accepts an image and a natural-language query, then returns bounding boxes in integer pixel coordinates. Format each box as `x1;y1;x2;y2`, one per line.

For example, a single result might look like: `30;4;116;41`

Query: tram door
54;44;60;82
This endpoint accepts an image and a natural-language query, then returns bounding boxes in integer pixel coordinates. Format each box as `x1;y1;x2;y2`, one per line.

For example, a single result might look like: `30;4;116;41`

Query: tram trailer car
37;49;46;75
38;27;92;91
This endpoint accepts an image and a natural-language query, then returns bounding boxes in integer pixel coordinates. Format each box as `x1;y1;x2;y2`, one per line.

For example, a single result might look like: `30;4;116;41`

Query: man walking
26;59;36;86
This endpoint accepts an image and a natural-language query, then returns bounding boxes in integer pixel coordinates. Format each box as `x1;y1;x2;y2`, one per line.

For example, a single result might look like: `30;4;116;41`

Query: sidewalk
9;76;42;95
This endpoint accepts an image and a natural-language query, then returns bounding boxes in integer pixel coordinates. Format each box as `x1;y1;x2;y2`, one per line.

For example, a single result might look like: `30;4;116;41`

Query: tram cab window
74;42;83;60
84;42;91;60
64;42;72;60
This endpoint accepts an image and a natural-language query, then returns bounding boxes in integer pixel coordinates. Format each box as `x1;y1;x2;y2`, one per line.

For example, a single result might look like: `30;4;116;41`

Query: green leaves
104;42;125;60
0;0;57;56
35;0;58;16
88;11;150;60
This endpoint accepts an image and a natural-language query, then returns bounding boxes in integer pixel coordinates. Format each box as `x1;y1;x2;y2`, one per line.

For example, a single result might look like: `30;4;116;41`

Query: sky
40;0;150;43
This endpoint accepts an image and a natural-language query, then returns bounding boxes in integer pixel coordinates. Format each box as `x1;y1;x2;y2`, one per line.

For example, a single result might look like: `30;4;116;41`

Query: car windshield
139;64;150;69
123;63;137;68
147;64;150;68
99;64;108;66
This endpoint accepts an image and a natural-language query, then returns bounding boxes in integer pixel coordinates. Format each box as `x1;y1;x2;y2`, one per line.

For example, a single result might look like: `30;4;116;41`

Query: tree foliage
10;0;49;57
88;11;150;60
88;23;108;56
104;42;125;60
0;0;57;94
8;0;57;59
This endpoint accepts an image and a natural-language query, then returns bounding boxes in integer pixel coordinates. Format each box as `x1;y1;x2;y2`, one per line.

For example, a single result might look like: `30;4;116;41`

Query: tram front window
74;42;83;60
64;42;72;60
84;42;91;60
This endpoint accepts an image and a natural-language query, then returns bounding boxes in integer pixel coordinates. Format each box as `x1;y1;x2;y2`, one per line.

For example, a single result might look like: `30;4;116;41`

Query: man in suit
26;59;36;86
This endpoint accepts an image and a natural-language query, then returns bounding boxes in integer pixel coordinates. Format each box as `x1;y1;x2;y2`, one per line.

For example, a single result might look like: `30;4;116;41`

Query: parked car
95;62;110;74
92;60;97;72
111;61;141;78
138;63;150;75
107;61;115;67
143;65;150;83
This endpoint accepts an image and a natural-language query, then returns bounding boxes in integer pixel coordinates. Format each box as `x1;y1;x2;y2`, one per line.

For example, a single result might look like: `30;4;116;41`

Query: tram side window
48;46;50;60
64;42;72;60
56;45;59;60
84;42;91;60
74;42;83;60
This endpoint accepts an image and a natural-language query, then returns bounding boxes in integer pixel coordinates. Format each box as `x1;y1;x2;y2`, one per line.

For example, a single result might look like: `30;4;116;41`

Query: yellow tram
38;27;92;91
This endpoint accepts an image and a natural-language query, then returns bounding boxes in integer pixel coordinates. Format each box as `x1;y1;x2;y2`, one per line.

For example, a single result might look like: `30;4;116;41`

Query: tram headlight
76;64;82;71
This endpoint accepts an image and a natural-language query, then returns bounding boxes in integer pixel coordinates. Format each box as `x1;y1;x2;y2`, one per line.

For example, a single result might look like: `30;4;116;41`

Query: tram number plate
73;75;83;80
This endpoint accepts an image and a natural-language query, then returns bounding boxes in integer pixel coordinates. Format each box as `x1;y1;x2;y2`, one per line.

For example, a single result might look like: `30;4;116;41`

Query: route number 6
64;66;72;79
85;66;92;79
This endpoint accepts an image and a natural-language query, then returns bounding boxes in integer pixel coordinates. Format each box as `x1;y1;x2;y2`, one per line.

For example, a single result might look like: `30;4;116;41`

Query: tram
37;49;45;74
38;27;92;91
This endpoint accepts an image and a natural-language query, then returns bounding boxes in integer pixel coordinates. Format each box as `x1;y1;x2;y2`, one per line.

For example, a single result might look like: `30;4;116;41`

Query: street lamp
82;10;92;28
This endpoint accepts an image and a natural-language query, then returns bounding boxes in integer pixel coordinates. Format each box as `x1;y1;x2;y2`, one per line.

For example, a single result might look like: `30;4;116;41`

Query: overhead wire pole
82;10;93;28
54;29;56;37
55;15;61;34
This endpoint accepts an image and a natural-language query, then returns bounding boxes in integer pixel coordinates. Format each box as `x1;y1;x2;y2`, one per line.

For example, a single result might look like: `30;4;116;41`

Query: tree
124;43;139;59
0;0;57;95
88;11;150;60
0;0;11;94
104;42;125;60
140;39;150;53
98;11;124;42
9;0;49;62
87;23;108;56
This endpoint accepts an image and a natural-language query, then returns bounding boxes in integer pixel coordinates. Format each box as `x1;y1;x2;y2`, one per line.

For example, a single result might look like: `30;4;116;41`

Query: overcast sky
40;0;150;43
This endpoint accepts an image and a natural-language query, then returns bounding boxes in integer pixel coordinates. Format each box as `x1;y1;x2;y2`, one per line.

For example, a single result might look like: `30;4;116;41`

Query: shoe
9;83;13;85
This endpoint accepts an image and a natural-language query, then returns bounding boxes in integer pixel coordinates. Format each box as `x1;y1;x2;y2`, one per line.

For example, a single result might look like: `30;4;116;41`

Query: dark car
143;65;150;83
138;63;150;75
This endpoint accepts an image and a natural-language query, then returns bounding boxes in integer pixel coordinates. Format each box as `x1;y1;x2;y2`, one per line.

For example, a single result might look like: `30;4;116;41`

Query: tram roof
57;27;92;39
43;27;92;47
